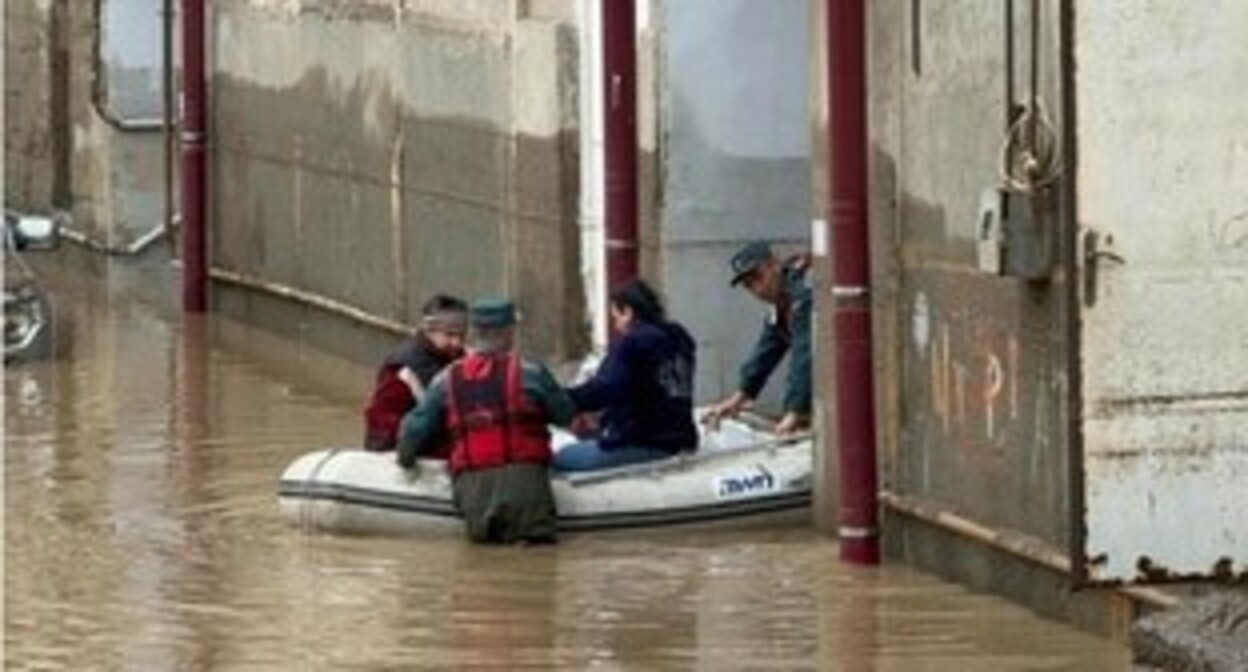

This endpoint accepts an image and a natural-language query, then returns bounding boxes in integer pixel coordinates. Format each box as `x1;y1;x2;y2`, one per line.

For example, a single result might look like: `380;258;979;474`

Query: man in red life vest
397;299;576;544
362;295;468;453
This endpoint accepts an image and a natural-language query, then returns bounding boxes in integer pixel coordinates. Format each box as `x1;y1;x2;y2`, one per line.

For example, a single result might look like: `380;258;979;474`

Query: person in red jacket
362;294;468;452
398;299;576;544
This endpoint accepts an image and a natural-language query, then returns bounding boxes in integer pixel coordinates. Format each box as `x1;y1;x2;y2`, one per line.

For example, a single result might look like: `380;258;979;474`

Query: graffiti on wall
913;290;1023;466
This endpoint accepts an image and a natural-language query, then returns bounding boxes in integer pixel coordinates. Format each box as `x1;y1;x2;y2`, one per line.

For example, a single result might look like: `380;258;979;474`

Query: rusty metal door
1075;4;1248;583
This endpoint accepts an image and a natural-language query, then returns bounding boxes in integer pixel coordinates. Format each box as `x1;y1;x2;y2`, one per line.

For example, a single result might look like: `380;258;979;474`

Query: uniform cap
729;240;774;286
469;298;517;328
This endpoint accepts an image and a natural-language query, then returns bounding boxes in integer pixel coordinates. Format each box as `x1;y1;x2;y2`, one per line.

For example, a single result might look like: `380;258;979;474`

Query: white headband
421;311;468;332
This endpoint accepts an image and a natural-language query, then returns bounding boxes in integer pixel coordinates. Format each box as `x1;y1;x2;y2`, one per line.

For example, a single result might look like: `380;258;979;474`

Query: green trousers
452;462;558;544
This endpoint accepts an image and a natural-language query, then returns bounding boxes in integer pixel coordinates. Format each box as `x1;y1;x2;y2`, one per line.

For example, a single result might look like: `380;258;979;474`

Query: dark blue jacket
738;263;812;415
569;320;697;451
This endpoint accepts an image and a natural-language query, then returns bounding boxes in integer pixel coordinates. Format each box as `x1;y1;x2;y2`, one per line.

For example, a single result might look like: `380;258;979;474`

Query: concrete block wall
211;0;587;362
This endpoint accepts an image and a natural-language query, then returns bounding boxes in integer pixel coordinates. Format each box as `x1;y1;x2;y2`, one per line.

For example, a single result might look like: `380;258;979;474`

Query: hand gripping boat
278;415;813;536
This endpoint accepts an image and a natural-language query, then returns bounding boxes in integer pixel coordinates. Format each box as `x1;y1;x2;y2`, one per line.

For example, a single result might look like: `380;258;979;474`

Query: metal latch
1082;229;1126;307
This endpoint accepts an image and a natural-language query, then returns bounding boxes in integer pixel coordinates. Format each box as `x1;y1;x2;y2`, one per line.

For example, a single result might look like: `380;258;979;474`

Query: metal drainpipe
181;0;208;312
828;0;880;564
602;0;639;295
164;0;177;254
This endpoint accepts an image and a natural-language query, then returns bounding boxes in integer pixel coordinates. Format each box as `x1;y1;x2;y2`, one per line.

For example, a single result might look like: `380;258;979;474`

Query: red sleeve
363;366;415;451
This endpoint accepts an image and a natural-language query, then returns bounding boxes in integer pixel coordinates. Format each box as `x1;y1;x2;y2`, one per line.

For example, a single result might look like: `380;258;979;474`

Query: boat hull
279;421;812;536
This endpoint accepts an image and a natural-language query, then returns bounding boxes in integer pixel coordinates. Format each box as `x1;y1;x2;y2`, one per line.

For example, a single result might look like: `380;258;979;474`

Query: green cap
729;240;774;286
469;298;516;328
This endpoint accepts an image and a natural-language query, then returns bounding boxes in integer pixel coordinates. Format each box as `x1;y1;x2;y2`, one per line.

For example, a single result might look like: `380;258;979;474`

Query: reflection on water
4;265;1129;670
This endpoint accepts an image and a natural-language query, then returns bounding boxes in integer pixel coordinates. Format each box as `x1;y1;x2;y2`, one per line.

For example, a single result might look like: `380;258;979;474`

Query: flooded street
4;262;1129;670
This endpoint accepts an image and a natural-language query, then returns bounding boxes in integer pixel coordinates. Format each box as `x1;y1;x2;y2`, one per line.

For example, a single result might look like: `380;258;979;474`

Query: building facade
862;0;1247;629
10;0;1244;634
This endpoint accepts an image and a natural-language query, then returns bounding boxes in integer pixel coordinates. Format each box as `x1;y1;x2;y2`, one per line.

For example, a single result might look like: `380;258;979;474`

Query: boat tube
278;416;812;536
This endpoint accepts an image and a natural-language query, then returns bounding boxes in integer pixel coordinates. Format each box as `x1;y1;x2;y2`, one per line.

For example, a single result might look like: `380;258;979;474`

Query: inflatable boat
278;417;813;536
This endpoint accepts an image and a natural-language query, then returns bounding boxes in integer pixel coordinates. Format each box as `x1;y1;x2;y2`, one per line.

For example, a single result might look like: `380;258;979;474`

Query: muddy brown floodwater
4;262;1129;670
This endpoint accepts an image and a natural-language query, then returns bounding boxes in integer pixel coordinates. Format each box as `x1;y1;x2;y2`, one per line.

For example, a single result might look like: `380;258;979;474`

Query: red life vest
444;351;552;475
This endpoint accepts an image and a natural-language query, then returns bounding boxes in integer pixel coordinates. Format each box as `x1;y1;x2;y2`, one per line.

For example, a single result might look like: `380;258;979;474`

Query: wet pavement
4;259;1131;670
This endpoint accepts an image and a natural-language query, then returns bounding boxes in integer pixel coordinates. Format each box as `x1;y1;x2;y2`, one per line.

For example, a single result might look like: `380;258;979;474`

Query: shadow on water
4;260;1129;670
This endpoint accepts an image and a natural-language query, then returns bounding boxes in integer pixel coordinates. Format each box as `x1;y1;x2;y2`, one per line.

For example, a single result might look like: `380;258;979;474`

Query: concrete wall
655;0;813;409
867;0;1075;589
6;0;60;210
1076;1;1248;581
8;0;810;380
211;0;586;363
4;0;167;249
99;0;164;121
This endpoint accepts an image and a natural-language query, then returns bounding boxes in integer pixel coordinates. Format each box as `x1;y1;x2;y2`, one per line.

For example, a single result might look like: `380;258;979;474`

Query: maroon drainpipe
602;0;639;293
181;0;208;312
828;0;880;564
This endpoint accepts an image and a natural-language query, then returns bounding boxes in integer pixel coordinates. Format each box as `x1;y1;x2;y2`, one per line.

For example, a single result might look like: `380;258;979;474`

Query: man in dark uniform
362;294;468;452
397;299;576;544
702;241;813;435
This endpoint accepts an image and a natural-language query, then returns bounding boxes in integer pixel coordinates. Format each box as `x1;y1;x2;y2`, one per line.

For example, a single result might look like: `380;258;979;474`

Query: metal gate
1075;2;1248;583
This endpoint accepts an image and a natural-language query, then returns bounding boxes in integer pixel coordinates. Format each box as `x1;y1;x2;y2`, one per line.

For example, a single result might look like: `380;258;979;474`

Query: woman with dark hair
554;278;698;472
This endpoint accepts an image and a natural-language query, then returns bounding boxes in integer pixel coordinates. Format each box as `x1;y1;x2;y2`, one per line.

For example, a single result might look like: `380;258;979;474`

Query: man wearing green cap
397;298;576;544
702;241;813;435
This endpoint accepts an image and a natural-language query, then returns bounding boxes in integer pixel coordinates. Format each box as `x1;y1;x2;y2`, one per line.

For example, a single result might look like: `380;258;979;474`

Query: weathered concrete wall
655;0;813;409
868;0;1074;591
807;0;834;530
73;1;167;247
1076;1;1248;581
806;0;914;533
211;0;586;363
5;0;167;248
6;0;58;210
99;0;164;120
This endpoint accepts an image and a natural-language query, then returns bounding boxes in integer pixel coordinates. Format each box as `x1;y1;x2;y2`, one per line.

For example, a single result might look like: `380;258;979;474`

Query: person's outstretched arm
738;314;790;402
396;376;448;468
526;360;579;428
566;339;631;413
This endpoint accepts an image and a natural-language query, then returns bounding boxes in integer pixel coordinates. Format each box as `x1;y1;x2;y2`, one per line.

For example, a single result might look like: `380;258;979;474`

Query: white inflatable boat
278;417;812;536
